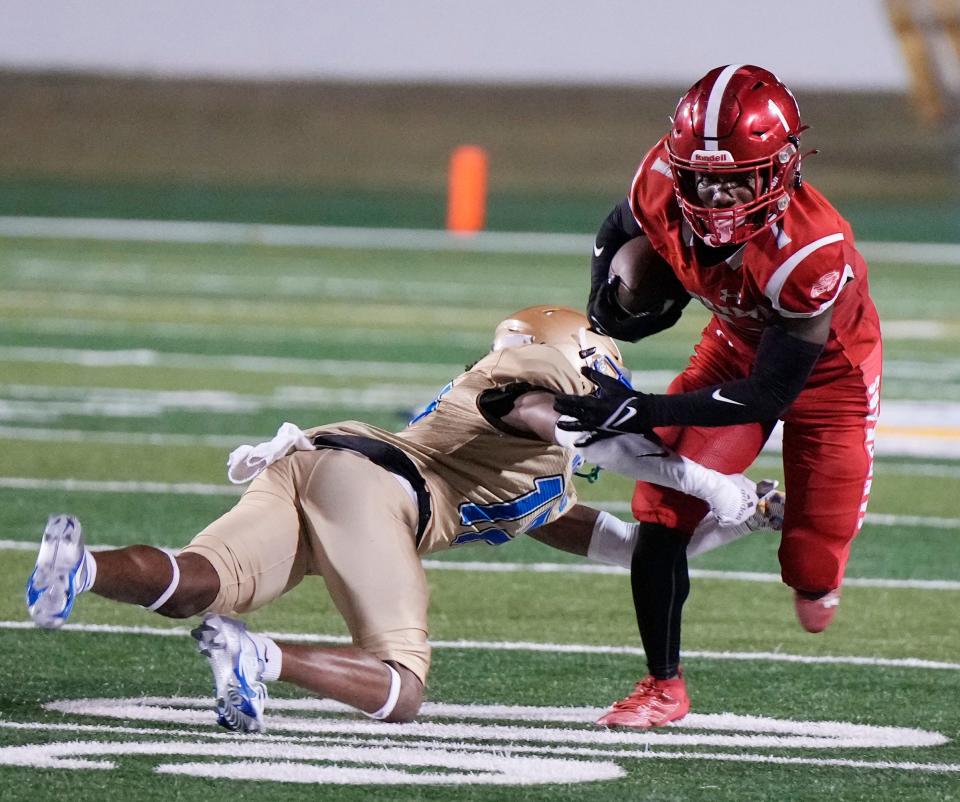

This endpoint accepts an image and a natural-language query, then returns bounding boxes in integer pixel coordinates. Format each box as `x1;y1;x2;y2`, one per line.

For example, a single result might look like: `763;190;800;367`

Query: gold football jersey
309;344;593;554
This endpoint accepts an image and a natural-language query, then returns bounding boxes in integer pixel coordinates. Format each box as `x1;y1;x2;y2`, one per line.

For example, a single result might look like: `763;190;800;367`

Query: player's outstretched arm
499;390;757;527
554;311;831;436
531;500;775;569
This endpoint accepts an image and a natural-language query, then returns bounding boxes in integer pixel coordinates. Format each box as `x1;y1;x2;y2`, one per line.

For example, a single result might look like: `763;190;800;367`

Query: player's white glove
227;422;314;484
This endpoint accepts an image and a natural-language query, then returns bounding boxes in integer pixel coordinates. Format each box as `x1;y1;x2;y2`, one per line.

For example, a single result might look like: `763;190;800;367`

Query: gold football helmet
492;305;629;383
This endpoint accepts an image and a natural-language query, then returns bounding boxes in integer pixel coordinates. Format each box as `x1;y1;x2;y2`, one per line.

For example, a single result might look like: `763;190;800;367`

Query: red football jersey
628;136;882;387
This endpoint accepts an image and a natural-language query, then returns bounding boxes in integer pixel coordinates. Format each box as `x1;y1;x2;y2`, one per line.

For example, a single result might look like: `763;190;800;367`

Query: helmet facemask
666;64;805;247
574;327;633;389
669;142;800;246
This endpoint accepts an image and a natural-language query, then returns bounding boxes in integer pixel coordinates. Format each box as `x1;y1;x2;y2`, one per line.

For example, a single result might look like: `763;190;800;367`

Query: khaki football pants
181;448;431;682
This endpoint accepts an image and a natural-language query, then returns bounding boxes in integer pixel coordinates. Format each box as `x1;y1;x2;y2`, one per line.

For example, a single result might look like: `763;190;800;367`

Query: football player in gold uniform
26;306;768;732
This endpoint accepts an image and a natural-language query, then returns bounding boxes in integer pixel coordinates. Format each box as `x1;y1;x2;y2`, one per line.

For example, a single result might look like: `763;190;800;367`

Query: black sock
630;522;689;680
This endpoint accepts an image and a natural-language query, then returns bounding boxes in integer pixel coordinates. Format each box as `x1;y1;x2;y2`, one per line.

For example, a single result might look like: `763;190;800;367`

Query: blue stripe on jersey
458;475;564;526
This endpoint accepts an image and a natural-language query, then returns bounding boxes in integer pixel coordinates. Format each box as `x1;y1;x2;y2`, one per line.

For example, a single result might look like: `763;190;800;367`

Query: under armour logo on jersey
719;289;741;303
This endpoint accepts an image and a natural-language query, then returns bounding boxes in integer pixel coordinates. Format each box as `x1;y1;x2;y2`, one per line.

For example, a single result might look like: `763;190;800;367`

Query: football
609;236;686;315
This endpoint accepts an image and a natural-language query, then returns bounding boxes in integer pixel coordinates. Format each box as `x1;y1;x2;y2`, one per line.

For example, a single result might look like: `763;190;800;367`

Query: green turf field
1;227;958;801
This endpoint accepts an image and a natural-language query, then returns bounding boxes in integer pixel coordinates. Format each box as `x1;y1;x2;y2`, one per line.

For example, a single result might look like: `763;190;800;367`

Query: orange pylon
446;145;488;233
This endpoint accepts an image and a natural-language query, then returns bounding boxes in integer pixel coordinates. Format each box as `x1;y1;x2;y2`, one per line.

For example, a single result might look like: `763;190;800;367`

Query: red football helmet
667;64;805;246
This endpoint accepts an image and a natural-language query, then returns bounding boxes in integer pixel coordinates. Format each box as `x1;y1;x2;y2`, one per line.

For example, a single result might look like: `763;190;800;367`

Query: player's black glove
588;278;687;343
554;367;654;434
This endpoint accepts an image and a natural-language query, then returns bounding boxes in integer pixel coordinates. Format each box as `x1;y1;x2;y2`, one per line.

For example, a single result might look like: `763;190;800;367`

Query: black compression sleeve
587;199;686;342
631;523;688;679
644;324;824;427
589;198;641;298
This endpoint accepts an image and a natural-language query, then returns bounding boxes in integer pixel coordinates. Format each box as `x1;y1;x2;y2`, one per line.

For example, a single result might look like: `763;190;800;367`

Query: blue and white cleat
26;514;86;629
191;613;268;734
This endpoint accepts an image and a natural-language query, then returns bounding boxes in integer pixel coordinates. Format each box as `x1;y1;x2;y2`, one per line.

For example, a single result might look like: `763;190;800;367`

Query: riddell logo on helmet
691;150;734;163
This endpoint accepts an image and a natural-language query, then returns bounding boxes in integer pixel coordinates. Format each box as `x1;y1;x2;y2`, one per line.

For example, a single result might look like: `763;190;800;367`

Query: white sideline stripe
3;620;958;670
3;537;959;592
3;477;958;533
0;216;959;265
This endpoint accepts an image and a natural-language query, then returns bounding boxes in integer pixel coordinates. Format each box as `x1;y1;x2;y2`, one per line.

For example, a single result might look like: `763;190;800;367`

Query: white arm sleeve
587;510;638;568
555;423;757;526
588;509;758;568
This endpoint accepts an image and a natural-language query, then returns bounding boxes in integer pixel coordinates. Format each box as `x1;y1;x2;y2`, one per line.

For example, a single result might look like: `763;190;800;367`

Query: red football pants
632;327;882;593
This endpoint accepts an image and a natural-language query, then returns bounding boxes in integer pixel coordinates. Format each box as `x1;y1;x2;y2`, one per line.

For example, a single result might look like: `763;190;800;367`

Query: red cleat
794;588;841;633
596;673;690;729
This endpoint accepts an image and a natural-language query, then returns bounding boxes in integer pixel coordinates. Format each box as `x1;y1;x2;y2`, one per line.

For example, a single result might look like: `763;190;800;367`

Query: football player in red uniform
554;65;882;729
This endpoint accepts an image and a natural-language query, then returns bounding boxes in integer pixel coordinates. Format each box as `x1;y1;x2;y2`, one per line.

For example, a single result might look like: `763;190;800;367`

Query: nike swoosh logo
594;244;605;258
711;388;746;406
605;400;637;429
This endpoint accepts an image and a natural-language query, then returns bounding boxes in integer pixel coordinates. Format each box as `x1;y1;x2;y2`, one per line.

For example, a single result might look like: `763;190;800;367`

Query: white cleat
191;613;268;734
26;514;86;629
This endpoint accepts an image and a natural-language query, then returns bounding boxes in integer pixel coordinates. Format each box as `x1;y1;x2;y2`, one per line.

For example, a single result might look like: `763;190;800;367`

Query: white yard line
3;425;960;477
1;216;959;265
0;426;247;448
1;619;957;670
4;347;960;386
6;345;960;388
0;382;436;420
1;537;958;590
0;477;958;535
0;382;957;458
593;500;960;531
0;422;960;472
0;346;461;380
417;561;960;591
0;479;958;535
0;478;239;496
